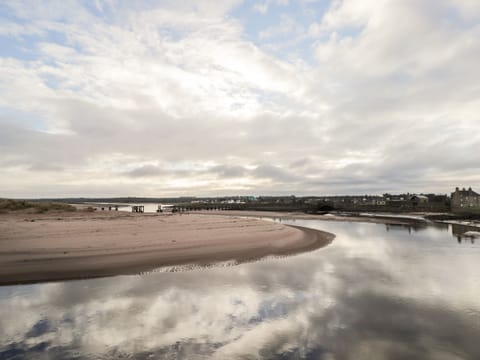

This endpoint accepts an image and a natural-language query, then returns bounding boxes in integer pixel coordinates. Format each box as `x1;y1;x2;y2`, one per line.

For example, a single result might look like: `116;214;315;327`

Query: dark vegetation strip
0;199;76;214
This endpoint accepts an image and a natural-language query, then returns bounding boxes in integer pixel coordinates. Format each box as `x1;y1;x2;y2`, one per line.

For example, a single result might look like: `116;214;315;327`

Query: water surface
1;219;479;359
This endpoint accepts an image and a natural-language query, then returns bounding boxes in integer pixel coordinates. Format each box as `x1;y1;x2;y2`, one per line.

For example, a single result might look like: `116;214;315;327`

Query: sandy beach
0;211;334;286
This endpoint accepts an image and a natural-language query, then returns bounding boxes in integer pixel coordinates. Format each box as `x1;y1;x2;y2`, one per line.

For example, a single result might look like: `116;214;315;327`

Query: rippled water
1;219;479;359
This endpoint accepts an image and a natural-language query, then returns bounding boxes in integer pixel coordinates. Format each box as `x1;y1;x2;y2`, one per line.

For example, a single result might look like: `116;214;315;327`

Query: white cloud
253;0;290;15
253;2;269;14
0;0;480;197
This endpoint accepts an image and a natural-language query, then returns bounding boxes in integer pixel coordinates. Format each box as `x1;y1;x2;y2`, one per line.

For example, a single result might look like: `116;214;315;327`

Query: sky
1;0;479;198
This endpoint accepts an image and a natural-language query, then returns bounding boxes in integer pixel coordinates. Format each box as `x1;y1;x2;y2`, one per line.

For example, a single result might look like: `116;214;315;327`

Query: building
451;187;480;211
409;194;429;204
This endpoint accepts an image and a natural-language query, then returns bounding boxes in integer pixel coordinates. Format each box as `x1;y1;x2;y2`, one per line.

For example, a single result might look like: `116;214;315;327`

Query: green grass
0;199;77;213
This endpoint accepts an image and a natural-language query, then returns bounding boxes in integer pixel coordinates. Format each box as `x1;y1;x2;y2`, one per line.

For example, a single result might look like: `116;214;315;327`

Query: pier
131;205;144;213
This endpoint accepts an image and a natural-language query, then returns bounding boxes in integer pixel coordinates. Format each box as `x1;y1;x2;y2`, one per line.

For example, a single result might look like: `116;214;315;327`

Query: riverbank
196;210;428;225
0;211;334;286
201;210;480;237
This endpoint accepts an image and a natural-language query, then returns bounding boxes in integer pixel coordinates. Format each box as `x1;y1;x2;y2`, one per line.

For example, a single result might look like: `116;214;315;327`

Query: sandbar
197;210;427;225
0;212;334;286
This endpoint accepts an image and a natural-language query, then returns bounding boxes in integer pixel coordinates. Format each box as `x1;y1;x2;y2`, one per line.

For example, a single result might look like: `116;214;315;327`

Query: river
1;219;479;359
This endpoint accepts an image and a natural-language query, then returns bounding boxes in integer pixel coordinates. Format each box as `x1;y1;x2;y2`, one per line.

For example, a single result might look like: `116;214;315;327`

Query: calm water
1;219;480;360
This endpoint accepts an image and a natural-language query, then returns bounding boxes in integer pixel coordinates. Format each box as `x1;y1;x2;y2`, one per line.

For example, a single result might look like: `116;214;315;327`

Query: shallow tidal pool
1;219;479;359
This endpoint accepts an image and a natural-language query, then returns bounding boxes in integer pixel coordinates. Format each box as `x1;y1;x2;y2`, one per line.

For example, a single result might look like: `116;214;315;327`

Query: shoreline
206;210;480;231
194;209;430;225
0;212;334;286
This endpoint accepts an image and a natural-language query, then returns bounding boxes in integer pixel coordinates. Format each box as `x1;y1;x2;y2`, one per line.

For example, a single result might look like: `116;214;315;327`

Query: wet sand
196;210;426;225
0;212;334;286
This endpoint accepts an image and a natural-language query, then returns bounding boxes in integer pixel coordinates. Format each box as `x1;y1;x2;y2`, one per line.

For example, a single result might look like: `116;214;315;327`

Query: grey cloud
0;123;87;167
28;163;65;172
123;165;166;178
289;157;311;169
208;165;248;178
252;164;300;183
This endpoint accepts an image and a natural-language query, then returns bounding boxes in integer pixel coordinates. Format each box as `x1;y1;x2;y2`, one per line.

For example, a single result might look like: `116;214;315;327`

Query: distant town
26;187;480;216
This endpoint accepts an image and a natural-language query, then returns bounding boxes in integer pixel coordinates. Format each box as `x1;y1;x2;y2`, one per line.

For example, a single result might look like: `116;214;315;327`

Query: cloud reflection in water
0;220;479;359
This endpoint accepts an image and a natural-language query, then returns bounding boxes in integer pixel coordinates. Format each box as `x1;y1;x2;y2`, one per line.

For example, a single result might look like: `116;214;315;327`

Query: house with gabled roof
451;187;480;212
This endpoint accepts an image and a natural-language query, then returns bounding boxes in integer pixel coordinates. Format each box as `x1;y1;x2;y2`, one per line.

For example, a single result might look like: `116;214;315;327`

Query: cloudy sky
1;0;479;198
